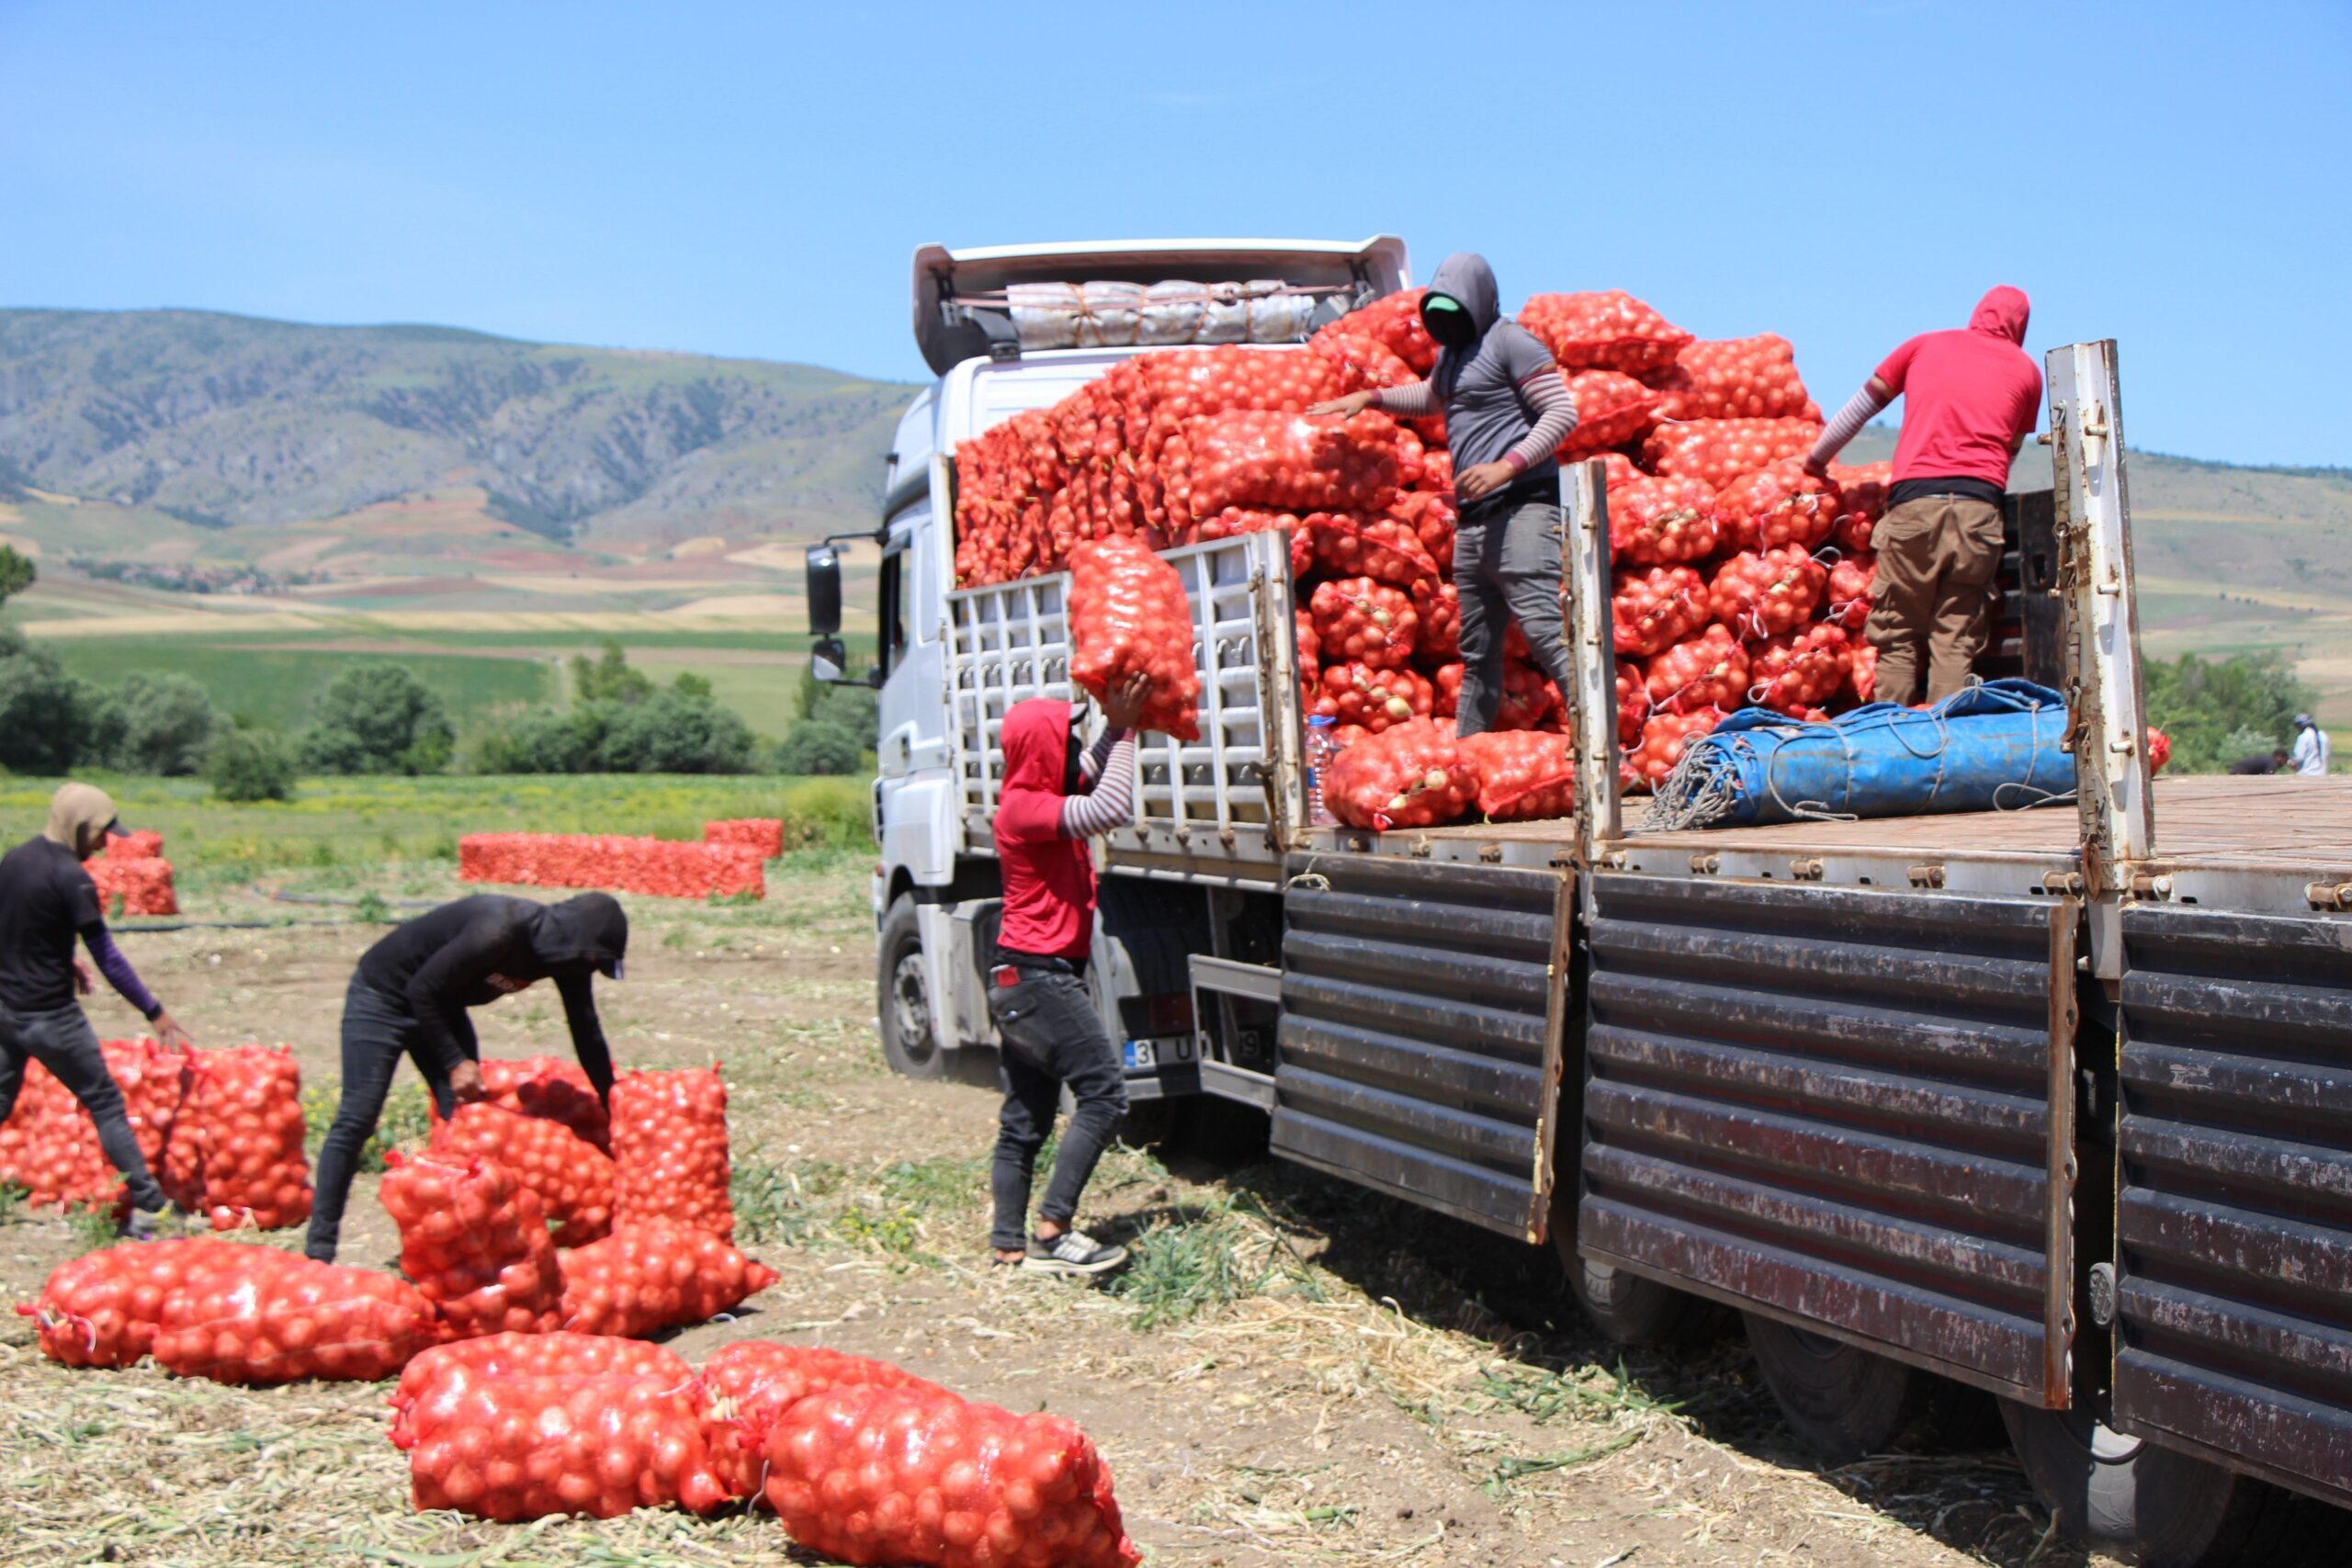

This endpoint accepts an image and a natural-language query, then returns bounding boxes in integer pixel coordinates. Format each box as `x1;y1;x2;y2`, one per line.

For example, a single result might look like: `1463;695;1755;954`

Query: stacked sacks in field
163;1043;312;1231
610;1066;735;1238
429;1103;615;1247
703;818;787;859
459;834;764;900
379;1150;565;1338
86;830;177;918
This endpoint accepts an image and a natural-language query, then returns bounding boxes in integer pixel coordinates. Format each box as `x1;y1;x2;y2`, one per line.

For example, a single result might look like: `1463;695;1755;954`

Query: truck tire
1998;1401;2334;1568
877;896;946;1080
1559;1249;1724;1349
1743;1313;2001;1464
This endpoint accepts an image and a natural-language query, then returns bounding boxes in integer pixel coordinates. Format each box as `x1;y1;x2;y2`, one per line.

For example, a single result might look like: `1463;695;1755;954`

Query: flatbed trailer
827;293;2352;1564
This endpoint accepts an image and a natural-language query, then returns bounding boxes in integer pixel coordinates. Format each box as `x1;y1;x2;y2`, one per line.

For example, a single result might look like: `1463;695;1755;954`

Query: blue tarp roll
1642;679;2074;829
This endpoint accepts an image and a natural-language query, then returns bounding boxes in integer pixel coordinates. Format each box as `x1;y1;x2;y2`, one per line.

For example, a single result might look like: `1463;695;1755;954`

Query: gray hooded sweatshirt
1425;253;1564;486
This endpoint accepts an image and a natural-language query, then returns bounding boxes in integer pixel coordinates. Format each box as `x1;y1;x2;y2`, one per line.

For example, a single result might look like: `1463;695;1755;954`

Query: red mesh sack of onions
1626;711;1723;790
1293;607;1320;671
1430;662;1463;718
1498;658;1566;732
1323;717;1476;830
1306;510;1438;590
1644;334;1818;423
1411;578;1459;664
1826;553;1877;631
2149;728;2173;773
1711;458;1840;553
1313;662;1434;734
1750;625;1855;715
1616;662;1652;746
1828;460;1894;553
1457;731;1577;821
704;1341;948;1500
1608;475;1719;566
763;1382;1142;1568
1851;643;1881;705
1709;547;1830;641
401;1371;729;1521
1646;626;1751;716
1065;536;1202;742
1135;345;1348;432
379;1150;564;1338
1611;566;1708;656
153;1246;443;1385
1519;291;1692;374
163;1044;311;1231
611;1066;736;1241
1639;417;1824;490
17;1236;246;1368
428;1055;610;1152
1170;409;1406;521
1559;370;1662;457
0;1056;117;1210
1345;287;1439;373
430;1102;615;1247
557;1219;778;1338
393;1331;691;1443
1392;491;1455;576
1308;328;1418;394
1309;578;1418;670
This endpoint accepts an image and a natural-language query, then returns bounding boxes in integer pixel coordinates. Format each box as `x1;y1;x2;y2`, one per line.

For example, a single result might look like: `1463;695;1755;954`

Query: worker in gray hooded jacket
1311;254;1580;735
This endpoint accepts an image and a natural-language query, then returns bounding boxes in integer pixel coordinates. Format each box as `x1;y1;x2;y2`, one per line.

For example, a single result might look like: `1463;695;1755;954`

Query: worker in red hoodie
1806;287;2042;705
986;671;1150;1274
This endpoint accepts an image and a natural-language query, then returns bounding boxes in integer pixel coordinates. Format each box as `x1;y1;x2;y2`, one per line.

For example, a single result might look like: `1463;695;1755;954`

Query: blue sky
3;0;2345;467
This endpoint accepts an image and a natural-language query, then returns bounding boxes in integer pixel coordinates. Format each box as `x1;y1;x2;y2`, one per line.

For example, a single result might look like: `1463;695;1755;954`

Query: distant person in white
2291;713;2332;776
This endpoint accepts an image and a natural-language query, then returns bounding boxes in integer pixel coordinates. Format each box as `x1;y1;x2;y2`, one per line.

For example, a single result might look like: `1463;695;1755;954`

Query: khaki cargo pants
1865;495;2005;706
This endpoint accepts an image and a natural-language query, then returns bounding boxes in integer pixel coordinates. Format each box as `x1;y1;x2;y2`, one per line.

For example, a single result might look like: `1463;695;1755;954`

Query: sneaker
1024;1229;1128;1276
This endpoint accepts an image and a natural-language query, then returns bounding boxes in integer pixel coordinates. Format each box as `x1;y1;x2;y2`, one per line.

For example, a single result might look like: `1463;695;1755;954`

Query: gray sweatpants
1455;495;1577;738
0;1000;169;1212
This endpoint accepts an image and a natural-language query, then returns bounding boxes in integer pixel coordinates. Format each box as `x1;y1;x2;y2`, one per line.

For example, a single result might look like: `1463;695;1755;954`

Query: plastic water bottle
1305;715;1340;827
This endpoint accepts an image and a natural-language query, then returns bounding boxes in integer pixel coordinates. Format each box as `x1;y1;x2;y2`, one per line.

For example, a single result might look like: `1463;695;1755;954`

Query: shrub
114;671;220;775
775;721;861;776
0;629;117;773
604;689;757;774
2143;651;2314;773
474;705;614;774
205;728;298;802
300;663;455;775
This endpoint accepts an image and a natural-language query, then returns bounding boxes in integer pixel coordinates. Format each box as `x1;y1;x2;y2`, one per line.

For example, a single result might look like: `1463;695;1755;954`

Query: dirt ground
0;856;2120;1568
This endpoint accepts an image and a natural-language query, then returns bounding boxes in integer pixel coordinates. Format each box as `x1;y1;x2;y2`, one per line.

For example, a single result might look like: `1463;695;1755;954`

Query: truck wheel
1743;1313;1999;1464
1998;1401;2333;1568
877;897;945;1080
1559;1249;1724;1348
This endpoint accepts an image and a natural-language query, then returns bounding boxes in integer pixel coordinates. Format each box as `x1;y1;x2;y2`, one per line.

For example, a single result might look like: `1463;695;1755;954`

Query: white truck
804;238;2352;1567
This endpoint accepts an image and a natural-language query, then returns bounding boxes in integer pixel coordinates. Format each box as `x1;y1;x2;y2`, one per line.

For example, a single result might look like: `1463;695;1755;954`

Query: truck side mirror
805;545;843;637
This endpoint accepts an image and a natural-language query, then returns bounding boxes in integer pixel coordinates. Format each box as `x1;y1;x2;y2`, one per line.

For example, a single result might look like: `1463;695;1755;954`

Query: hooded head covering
1000;697;1075;800
1971;286;2030;346
532;891;628;978
1423;253;1501;347
44;783;120;861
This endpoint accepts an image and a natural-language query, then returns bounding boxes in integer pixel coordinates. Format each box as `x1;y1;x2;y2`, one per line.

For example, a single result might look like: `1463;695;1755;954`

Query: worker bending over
305;891;628;1261
985;671;1151;1275
1311;254;1579;736
1807;287;2041;705
0;784;193;1236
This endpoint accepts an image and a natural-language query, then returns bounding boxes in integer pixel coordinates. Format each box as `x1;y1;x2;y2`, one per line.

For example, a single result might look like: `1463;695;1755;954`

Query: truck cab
807;236;1409;1094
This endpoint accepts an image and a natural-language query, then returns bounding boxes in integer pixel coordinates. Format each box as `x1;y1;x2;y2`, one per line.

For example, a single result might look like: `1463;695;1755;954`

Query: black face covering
1423;295;1480;350
1062;727;1087;795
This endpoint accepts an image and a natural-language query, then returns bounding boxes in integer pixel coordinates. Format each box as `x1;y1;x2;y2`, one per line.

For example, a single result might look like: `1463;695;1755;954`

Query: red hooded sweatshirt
1876;286;2042;491
993;697;1094;961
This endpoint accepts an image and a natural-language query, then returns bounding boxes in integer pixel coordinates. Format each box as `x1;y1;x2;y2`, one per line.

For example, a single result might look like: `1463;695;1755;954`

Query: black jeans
986;959;1128;1252
1454;494;1577;738
305;976;458;1261
0;1000;167;1212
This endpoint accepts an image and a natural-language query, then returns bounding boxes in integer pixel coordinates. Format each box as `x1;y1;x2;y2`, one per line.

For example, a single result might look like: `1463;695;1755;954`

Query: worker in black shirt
0;784;194;1236
304;891;628;1261
2228;749;2292;776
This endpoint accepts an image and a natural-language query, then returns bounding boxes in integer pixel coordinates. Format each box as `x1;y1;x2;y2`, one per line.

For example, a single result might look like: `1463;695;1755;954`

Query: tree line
0;628;876;800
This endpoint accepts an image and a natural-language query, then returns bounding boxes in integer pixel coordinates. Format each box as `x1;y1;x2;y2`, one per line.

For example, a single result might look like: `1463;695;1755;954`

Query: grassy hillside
0;309;915;554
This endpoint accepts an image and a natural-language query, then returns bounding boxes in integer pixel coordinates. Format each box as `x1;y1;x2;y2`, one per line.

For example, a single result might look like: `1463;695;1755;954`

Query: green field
0;773;870;900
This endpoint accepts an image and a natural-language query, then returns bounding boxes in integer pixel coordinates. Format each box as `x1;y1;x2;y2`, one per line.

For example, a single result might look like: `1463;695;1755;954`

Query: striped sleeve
1809;383;1890;468
1059;734;1136;837
1503;370;1580;472
1370;380;1441;418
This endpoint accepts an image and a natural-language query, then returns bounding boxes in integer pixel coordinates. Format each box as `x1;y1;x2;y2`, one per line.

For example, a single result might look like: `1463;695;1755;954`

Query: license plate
1121;1039;1157;1070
